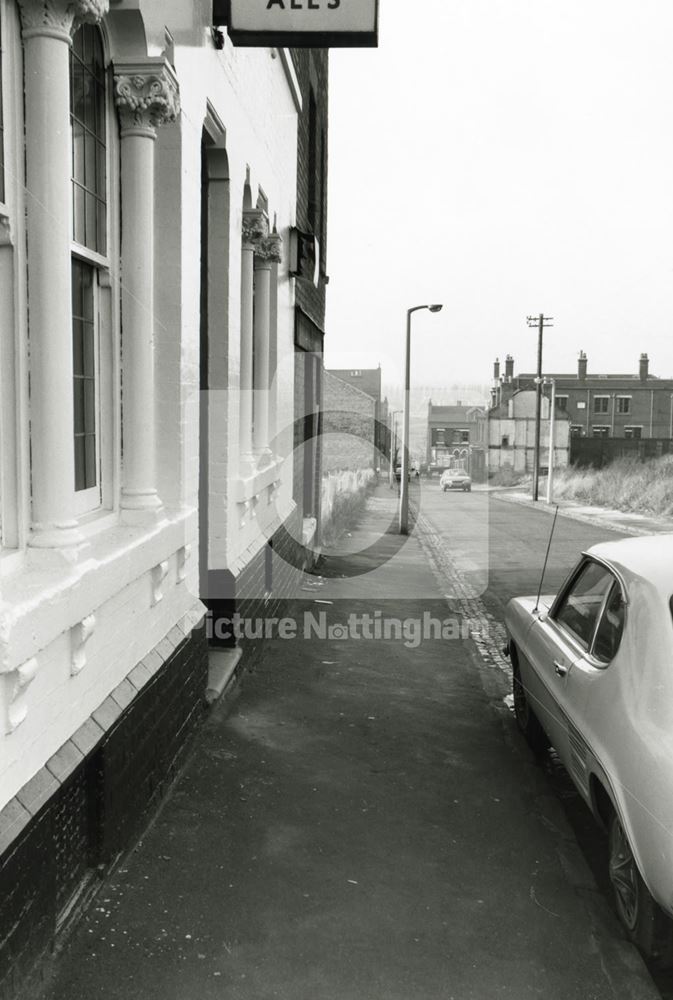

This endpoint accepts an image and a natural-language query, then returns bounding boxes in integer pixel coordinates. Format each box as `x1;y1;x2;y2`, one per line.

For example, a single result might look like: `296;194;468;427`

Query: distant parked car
394;464;417;481
505;535;673;966
440;469;471;492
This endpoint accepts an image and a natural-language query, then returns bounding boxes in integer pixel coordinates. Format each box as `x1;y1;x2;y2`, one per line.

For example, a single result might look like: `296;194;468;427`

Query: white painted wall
0;2;301;810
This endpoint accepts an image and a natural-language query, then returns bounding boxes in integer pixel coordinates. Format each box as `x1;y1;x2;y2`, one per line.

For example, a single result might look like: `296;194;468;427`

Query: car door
521;559;615;766
557;578;626;799
543;559;620;792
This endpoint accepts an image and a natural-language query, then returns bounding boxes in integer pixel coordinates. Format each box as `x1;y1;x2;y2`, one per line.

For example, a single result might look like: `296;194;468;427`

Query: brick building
326;367;389;468
322;371;377;472
476;389;570;474
0;2;329;994
291;48;329;569
426;403;486;477
491;352;673;441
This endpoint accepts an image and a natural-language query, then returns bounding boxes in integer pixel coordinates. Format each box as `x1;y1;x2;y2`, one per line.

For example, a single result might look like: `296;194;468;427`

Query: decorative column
19;0;108;550
240;210;267;474
253;232;282;464
114;61;180;520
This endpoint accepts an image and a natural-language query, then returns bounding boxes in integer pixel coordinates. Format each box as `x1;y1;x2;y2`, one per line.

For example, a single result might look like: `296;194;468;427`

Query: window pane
72;259;97;493
74;437;86;492
73;184;86;246
84;433;96;489
70;24;107;254
555;561;614;650
593;585;625;662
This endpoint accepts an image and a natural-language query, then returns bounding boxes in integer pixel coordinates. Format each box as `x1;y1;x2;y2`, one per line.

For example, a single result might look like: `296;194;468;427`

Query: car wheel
511;656;549;754
608;813;673;967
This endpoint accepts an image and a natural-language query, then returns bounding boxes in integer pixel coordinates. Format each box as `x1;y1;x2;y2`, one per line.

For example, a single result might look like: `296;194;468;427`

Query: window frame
555;394;569;411
624;426;643;440
616;395;632;415
593;395;610;414
0;0;28;558
550;557;627;666
69;22;118;520
592;425;610;438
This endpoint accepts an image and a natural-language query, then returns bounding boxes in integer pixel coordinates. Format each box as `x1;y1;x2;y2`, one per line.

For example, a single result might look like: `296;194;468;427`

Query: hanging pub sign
213;0;379;47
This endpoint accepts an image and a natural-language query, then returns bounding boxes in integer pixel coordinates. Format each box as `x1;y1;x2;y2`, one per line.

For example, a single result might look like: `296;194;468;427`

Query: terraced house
0;1;328;994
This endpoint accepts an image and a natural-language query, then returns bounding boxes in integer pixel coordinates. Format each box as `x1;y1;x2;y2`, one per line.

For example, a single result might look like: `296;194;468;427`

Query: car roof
587;534;673;593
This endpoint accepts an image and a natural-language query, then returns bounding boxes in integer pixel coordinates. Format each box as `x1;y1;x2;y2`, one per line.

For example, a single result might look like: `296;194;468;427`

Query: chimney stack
493;357;500;381
578;350;587;380
639;353;649;381
505;354;514;379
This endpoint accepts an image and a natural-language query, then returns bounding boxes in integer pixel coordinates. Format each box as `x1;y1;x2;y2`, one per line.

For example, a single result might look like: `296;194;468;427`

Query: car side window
592;583;625;663
553;560;615;651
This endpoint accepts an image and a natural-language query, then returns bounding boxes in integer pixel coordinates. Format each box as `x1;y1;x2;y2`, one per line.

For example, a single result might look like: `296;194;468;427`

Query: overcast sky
324;0;673;390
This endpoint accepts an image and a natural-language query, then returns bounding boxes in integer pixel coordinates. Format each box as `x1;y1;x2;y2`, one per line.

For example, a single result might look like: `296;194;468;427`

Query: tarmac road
417;479;673;999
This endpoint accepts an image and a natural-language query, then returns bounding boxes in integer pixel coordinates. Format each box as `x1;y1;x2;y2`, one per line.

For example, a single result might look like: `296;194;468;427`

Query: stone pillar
239;210;267;474
114;61;180;520
18;0;108;549
253;233;282;463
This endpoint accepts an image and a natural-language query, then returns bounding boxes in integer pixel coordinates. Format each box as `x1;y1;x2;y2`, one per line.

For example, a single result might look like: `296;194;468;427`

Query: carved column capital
18;0;108;42
255;232;283;266
242;209;269;250
114;60;180;137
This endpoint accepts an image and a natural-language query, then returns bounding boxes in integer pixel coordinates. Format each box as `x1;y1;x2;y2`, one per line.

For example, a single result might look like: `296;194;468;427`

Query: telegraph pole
526;313;553;501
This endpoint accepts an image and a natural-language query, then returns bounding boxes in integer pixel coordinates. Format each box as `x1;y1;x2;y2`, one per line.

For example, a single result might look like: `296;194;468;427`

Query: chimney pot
493;357;500;381
639;353;649;381
504;354;514;379
578;351;588;380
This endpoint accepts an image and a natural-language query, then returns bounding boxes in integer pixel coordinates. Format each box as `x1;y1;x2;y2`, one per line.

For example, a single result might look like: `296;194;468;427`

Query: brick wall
322;371;376;472
290;48;328;332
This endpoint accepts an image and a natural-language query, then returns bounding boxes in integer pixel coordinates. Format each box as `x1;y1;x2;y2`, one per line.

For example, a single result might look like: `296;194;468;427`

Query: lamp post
399;303;443;534
544;377;556;504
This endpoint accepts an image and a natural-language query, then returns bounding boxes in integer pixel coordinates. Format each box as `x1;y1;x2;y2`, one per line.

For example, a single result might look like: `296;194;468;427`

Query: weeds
321;469;376;546
552;455;673;516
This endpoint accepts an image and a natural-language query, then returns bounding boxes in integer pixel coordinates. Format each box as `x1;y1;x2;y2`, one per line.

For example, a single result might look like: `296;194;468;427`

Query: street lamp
399;303;443;534
542;377;556;504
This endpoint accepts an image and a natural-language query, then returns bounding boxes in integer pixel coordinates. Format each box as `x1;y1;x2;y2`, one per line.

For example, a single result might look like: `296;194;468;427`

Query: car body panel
505;536;673;917
440;470;471;491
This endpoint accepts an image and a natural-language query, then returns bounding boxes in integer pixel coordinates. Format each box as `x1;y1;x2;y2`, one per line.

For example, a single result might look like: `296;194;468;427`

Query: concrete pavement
36;486;660;1000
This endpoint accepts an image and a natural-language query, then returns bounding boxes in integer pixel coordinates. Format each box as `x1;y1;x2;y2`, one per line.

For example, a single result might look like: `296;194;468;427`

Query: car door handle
553;661;568;677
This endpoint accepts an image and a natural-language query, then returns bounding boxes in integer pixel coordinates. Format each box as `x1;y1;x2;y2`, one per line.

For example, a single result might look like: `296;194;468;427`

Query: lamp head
428;304;443;313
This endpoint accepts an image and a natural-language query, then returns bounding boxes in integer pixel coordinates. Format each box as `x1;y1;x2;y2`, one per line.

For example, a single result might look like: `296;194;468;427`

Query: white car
505;535;673;966
440;469;472;492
